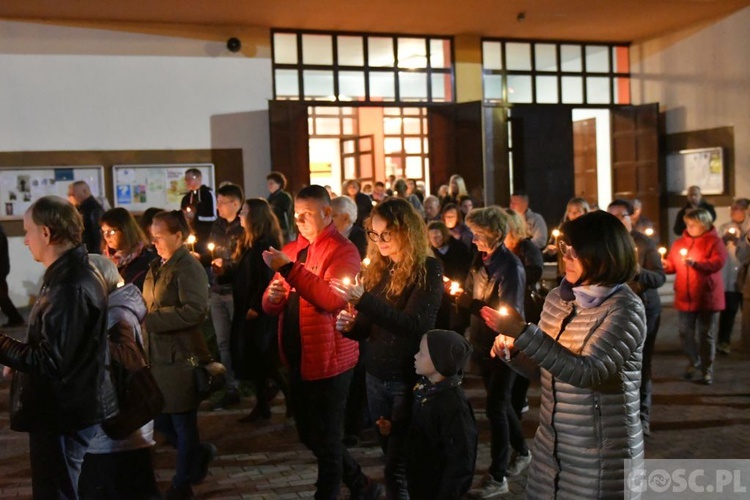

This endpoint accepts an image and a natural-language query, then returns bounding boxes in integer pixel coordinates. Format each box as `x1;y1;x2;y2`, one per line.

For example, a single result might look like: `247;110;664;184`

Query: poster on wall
666;147;724;195
0;166;104;220
112;164;215;213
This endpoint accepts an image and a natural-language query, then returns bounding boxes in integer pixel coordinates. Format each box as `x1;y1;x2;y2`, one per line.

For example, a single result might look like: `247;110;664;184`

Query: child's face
414;336;438;378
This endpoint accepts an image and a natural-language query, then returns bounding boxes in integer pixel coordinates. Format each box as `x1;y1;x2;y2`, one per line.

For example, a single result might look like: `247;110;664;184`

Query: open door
510;105;575;226
428;102;483;203
611;104;659;235
269;101;310;195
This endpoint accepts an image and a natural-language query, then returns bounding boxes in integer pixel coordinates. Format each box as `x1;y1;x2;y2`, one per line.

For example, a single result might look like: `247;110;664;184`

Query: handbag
190;356;227;401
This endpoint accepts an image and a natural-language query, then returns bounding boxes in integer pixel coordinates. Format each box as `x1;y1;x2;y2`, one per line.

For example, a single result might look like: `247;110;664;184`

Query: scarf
109;243;145;269
559;278;622;309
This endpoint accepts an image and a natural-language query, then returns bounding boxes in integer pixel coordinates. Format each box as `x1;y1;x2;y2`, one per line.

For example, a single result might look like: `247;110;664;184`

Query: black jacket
630;230;666;314
79;195;105;254
407;376;477;500
0;223;10;278
0;245;118;432
348;225;368;259
351;257;443;383
205;216;244;291
268;189;295;242
354;192;373;228
435;237;471;284
181;185;217;250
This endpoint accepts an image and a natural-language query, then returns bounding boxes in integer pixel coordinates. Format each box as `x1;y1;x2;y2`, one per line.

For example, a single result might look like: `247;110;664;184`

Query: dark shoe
350;478;385;500
211;388;241;410
165;484;194;499
238;406;271;423
702;373;713;385
684;363;699;380
265;379;280;402
190;442;217;485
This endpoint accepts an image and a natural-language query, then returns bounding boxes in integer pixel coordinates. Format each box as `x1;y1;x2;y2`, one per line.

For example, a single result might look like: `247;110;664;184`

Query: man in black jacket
0;196;118;498
673;185;716;236
181;168;217;253
267;171;295;243
71;180;105;253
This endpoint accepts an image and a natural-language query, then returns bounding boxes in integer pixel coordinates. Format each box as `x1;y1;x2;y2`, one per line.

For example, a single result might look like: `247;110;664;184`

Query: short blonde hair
88;254;123;293
465;206;509;241
684;208;713;230
504;208;529;241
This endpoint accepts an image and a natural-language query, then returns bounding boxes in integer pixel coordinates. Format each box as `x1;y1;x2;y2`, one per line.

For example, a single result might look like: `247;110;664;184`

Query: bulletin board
666;147;724;195
112;163;215;213
0;165;104;220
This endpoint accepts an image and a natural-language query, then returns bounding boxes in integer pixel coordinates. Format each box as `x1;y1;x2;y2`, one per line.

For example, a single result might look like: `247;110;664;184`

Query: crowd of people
0;168;747;499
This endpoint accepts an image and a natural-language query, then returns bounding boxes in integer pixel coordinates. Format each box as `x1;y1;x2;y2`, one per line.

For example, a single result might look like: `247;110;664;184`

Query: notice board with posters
666;147;724;195
112;163;215;213
0;165;104;220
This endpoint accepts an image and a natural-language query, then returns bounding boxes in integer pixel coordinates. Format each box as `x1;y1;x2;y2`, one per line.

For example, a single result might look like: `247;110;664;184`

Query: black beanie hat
426;329;473;377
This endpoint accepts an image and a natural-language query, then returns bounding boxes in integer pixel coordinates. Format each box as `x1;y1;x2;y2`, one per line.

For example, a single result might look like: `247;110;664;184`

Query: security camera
227;37;241;53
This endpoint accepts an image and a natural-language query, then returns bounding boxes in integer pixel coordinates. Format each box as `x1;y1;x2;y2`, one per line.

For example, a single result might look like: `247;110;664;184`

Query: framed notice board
666;147;724;195
112;163;215;213
0;165;104;220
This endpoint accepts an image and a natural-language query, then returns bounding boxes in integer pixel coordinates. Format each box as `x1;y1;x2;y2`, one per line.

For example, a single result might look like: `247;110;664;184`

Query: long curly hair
363;197;432;300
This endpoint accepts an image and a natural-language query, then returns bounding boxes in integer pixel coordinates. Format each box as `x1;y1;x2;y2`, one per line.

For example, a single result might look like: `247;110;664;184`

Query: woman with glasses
101;208;158;290
331;197;443;499
459;206;527;499
479;210;646;498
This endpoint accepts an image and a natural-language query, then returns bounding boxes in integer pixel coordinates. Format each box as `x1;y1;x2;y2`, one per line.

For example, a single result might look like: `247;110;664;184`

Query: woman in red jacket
662;208;727;385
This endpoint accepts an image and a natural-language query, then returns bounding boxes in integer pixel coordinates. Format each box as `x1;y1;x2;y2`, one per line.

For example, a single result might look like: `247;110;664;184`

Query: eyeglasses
367;230;393;243
558;240;578;259
101;229;119;237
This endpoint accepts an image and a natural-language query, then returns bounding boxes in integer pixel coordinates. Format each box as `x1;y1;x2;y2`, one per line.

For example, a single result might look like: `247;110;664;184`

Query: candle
362;257;371;268
679;248;688;259
449;281;461;295
207;242;215;259
342;277;353;313
499;306;509;316
658;247;667;257
443;276;450;283
186;234;197;252
645;228;654;237
551;228;561;244
728;227;737;235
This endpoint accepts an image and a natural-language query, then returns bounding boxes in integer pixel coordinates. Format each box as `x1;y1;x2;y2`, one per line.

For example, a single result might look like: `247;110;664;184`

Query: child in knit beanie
407;330;477;499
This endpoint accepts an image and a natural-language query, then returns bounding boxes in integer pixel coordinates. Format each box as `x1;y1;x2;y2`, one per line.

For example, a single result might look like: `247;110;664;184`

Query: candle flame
207;242;215;251
729;227;737;234
186;234;197;245
645;228;654;236
449;281;460;294
343;277;351;286
552;229;561;238
499;306;509;316
362;257;371;267
679;248;688;257
658;247;667;256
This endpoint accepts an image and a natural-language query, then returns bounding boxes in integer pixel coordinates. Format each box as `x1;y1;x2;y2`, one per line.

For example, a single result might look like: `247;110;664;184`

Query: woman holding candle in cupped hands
662;207;727;384
479;210;646;499
330;197;443;499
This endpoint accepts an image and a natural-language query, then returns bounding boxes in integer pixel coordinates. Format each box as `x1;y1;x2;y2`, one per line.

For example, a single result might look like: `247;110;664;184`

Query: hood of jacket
108;282;147;328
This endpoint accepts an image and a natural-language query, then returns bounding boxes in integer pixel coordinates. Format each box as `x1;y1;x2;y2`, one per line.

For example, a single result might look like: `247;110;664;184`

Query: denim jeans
365;373;411;500
154;411;200;489
210;291;237;389
678;310;718;375
28;424;99;499
289;369;366;500
478;357;528;482
640;311;661;424
718;292;742;345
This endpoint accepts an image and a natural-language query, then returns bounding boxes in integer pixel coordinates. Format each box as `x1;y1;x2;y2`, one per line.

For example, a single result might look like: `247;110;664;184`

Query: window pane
368;37;394;67
506;42;532;70
303;70;334;99
383;117;402;135
275;69;299;98
315;117;340;135
405;156;423;179
507;74;532;103
612;46;629;73
536;76;558;103
404;137;422;154
338;71;366;101
561;76;583;103
423;138;429;153
587;76;610;104
342;118;356;135
430;39;450;68
403;118;421;135
302;34;333;65
535;44;557;71
344;157;356;180
403;107;420;115
369;72;396;101
343;140;355;154
561;45;582;72
399;72;428;100
384;138;403;154
308;117;314;135
484;74;503;101
273;33;298;64
585;45;609;72
360;154;373;178
335;36;364;66
614;77;631;104
386;156;403;177
431;73;452;102
398;38;427;68
483;41;502;70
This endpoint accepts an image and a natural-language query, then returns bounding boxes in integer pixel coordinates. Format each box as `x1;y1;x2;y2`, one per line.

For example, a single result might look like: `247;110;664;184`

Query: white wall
572;108;613;208
0;20;273;306
630;6;750;241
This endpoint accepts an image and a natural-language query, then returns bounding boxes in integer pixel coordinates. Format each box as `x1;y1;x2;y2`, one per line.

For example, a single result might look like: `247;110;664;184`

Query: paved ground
0;306;749;499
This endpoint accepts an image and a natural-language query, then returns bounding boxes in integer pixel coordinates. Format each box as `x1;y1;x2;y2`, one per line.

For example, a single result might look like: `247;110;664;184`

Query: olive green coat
143;246;210;413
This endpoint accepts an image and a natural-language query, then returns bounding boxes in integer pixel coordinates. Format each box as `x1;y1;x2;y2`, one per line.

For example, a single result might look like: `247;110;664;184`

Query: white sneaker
468;475;509;498
507;451;532;477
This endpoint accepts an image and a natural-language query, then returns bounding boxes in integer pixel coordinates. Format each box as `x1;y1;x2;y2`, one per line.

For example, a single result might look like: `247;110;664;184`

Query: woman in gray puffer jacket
481;211;646;499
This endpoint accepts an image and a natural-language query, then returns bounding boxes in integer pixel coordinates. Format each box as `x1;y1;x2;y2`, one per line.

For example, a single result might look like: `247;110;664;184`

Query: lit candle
658;247;667;257
362;257;371;268
552;228;561;244
186;207;192;213
342;277;353;313
207;242;215;259
443;276;450;283
187;234;197;252
679;248;688;259
645;228;654;237
499;306;509;316
449;281;461;295
728;227;737;235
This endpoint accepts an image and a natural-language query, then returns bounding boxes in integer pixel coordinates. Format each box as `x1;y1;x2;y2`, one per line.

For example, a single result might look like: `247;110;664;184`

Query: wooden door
510;105;574;227
573;118;598;208
427;102;484;203
340;135;375;186
269;101;310;196
611;104;660;236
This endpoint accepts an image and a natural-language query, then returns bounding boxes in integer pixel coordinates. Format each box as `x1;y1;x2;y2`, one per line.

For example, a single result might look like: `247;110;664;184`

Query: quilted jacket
510;285;646;499
262;222;360;381
663;227;727;312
